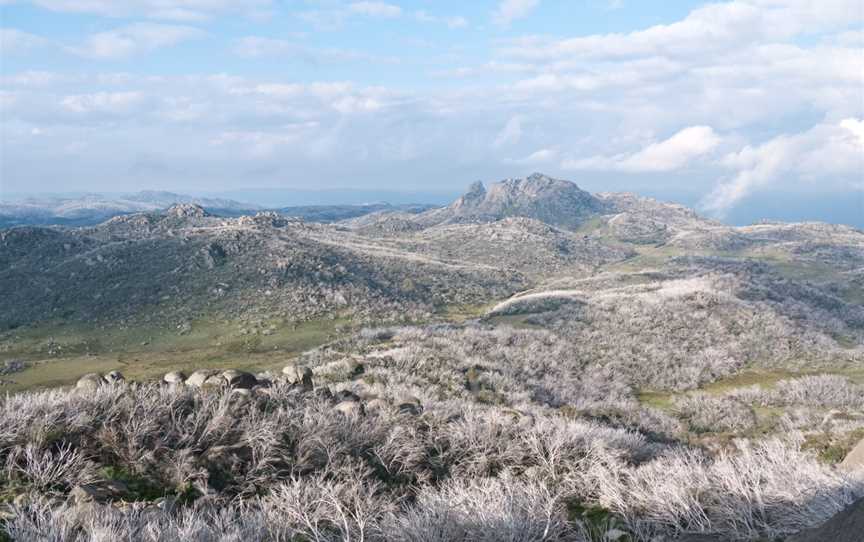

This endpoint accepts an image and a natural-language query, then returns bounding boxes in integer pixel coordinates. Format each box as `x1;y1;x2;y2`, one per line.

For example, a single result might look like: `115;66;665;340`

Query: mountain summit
423;173;609;230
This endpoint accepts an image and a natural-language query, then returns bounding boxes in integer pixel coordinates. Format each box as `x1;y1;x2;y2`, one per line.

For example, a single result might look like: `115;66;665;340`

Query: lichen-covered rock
787;499;864;542
163;371;186;384
221;369;256;389
283;365;313;388
75;373;105;391
333;400;364;417
186;370;217;388
104;371;125;385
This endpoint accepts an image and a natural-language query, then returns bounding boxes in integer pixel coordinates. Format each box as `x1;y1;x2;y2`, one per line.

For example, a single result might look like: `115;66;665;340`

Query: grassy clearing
699;368;801;394
602;245;686;272
436;303;494;323
635;390;676;411
0;301;518;393
0;317;346;393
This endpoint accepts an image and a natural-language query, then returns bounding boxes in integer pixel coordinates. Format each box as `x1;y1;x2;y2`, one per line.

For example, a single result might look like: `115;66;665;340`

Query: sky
0;0;862;221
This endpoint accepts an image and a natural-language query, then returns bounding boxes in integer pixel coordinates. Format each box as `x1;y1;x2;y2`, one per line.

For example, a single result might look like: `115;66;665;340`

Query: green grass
635;390;676;411
698;369;800;395
0;316;347;393
1;300;519;393
437;303;495;322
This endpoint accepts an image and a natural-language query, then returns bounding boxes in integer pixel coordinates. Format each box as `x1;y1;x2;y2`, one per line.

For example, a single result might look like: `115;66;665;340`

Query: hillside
2;174;864;541
412;173;611;229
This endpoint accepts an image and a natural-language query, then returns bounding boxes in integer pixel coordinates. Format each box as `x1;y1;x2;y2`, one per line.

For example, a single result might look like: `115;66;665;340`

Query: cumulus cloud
563;126;721;172
702;119;864;214
415;10;468;29
492;0;540;27
493;115;524;148
505;148;558;165
348;1;401;18
231;36;298;57
19;0;272;21
60;91;147;114
502;0;862;61
69;23;204;60
2;0;863;205
0;28;48;54
231;36;398;64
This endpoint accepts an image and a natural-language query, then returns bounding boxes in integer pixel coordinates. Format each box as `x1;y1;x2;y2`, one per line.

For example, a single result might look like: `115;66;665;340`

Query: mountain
0;191;261;228
2;174;864;541
0;205;521;331
277;202;435;223
413;173;610;229
3;174;862;333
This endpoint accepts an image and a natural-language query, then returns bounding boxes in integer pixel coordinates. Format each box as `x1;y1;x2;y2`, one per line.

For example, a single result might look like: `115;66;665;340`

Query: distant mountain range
0;191;261;228
0;191;437;228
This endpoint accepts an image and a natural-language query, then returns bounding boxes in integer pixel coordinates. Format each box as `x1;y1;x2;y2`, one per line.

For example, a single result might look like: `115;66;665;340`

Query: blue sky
1;0;862;219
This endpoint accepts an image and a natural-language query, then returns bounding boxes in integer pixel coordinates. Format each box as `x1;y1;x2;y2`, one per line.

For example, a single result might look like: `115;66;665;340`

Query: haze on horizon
1;0;862;223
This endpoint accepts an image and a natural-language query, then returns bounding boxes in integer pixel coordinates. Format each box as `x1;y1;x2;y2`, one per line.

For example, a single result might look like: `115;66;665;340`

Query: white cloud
299;2;404;29
505;148;558;165
492;0;540;27
69;23;204;59
0;28;48;54
3;0;863;207
702;119;864;213
231;36;298;57
22;0;272;21
563;126;721;172
60;91;147;114
231;36;398;64
502;0;862;60
415;11;468;29
348;1;401;18
493;115;524;148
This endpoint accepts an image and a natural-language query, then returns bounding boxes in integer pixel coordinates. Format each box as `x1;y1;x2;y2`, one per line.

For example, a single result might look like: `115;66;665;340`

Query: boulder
69;481;129;504
76;373;105;391
221;369;257;389
104;371;125;385
203;374;226;388
163;371;186;384
334;400;364;417
255;371;277;383
186;369;217;388
840;438;864;472
397;402;423;416
787;498;864;542
334;389;361;403
366;398;389;412
283;365;313;388
314;387;333;401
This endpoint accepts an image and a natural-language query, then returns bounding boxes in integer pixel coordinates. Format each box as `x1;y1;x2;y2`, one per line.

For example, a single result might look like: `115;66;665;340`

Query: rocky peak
451;181;487;213
165;203;208;219
441;172;609;230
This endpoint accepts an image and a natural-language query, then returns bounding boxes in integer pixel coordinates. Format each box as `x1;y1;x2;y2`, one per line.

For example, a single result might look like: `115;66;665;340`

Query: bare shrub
591;438;864;540
773;375;864;409
675;394;757;433
381;475;583;542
